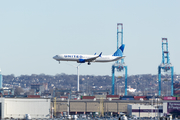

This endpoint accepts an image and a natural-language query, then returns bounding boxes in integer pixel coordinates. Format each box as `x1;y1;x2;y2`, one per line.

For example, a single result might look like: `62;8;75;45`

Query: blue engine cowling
77;59;85;63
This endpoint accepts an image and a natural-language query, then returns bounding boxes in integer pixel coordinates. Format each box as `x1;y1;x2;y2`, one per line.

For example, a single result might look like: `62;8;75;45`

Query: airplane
53;44;125;65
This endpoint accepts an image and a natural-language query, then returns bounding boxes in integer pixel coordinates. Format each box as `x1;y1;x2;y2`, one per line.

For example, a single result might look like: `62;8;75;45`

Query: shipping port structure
158;38;174;96
112;23;128;95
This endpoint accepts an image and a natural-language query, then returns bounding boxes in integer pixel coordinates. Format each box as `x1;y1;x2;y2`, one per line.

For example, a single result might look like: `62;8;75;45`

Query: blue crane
112;23;128;95
0;69;2;88
158;38;174;96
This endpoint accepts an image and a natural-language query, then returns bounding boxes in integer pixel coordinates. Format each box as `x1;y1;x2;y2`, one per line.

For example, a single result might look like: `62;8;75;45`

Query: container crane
112;23;128;95
158;38;174;96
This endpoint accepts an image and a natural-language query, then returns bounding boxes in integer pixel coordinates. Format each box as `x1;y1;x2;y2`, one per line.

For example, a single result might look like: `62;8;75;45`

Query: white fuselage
53;54;122;62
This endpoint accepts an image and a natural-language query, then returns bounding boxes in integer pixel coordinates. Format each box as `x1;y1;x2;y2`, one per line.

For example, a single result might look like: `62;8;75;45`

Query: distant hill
2;73;180;96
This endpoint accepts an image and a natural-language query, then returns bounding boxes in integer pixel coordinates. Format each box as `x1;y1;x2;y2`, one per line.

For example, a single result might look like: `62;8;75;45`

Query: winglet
99;52;102;57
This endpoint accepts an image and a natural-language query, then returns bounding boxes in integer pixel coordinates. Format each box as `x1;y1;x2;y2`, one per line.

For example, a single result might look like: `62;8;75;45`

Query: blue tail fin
99;52;102;57
120;44;125;52
112;44;125;56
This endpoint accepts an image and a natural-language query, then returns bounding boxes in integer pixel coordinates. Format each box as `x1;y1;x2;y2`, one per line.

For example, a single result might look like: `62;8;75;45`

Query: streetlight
65;63;82;92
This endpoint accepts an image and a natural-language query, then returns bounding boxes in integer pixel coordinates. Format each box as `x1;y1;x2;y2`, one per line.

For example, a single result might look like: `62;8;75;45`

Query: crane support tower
0;69;2;88
112;23;128;95
158;38;174;96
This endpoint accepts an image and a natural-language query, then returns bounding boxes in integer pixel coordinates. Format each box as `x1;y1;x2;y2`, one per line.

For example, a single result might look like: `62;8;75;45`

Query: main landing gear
88;62;91;65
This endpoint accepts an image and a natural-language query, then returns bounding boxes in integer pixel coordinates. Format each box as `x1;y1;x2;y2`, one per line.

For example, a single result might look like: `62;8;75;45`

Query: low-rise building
127;104;163;118
0;98;51;119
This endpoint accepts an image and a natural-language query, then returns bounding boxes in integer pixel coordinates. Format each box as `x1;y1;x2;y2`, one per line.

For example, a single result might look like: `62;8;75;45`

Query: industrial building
52;97;180;118
52;99;157;117
127;104;163;118
163;101;180;117
0;98;51;119
0;95;178;119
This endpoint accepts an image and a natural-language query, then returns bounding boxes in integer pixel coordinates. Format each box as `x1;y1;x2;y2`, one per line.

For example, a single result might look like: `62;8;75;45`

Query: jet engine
77;59;85;63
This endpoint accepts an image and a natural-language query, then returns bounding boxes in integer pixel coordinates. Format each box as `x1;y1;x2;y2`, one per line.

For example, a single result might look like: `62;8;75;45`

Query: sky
0;0;180;76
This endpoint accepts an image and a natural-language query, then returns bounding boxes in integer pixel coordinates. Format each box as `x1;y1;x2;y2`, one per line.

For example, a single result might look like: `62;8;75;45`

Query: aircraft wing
85;52;102;62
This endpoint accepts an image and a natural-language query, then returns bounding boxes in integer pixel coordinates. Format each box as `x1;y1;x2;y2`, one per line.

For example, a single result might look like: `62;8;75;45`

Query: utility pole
65;63;82;92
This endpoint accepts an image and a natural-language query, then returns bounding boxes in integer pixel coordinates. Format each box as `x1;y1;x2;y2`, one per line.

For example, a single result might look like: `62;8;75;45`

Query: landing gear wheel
88;62;91;65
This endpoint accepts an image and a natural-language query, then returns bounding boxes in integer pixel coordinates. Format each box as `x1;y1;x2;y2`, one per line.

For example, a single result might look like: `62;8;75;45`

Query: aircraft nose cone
53;55;58;60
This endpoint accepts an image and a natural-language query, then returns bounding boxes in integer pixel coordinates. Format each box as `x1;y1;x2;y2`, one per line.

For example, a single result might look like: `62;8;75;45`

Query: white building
127;104;163;118
0;98;51;119
127;88;136;92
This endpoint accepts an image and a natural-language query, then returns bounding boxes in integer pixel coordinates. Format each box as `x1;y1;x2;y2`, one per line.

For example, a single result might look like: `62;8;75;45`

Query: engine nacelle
77;59;85;63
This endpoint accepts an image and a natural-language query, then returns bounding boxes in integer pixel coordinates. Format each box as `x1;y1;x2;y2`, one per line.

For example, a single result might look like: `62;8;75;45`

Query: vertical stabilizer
120;44;125;52
112;44;125;56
